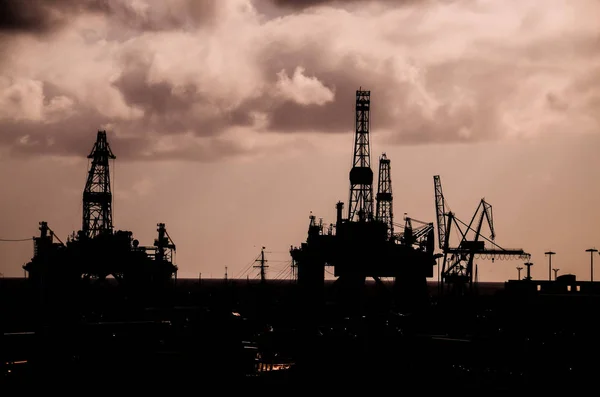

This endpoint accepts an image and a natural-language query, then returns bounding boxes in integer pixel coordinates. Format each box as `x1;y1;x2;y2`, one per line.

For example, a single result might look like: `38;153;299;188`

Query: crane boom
433;176;529;295
483;200;495;241
433;175;446;250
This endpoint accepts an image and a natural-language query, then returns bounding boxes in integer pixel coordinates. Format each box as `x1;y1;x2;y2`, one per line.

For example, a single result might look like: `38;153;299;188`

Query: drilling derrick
376;153;393;240
82;130;115;239
348;89;373;222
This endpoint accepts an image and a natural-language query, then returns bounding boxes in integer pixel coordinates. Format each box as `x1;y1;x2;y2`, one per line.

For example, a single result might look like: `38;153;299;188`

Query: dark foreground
2;278;600;393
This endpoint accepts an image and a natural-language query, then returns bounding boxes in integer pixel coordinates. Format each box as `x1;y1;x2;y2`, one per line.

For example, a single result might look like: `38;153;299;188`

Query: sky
0;0;599;282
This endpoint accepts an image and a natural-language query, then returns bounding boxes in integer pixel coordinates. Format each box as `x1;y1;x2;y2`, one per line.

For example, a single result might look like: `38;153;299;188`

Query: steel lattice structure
82;130;115;238
348;89;373;222
376;153;393;239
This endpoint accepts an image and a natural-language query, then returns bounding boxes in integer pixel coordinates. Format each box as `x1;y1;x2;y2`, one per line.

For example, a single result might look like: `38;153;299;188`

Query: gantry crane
433;175;529;294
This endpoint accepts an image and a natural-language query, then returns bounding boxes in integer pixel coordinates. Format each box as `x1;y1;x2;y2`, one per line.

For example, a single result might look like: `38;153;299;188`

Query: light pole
552;268;559;280
586;248;598;283
516;266;523;280
524;262;533;281
545;251;555;281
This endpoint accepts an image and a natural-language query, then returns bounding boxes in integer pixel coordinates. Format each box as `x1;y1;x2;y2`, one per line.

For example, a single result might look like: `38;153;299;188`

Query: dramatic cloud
0;0;91;33
0;0;598;160
0;0;219;33
266;0;426;10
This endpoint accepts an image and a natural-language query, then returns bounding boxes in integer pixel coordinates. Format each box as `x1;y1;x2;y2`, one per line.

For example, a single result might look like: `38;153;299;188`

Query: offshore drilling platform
5;90;600;392
290;89;436;314
22;130;177;301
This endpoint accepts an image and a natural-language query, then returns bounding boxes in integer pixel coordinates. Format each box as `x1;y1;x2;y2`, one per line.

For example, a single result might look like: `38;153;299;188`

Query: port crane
433;175;529;294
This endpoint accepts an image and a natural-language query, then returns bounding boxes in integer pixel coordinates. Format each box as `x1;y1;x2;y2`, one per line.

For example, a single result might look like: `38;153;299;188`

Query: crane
433;175;530;294
397;216;434;252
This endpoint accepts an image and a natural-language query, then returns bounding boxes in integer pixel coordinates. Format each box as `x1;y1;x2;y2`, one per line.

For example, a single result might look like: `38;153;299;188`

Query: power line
0;238;32;242
273;262;292;280
234;252;263;279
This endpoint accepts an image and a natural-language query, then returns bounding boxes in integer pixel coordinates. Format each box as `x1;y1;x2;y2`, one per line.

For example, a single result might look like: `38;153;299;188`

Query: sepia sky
0;0;599;282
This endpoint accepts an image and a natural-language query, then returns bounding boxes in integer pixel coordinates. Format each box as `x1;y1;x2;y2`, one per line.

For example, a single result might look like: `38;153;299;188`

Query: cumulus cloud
0;0;598;160
275;66;335;106
0;77;45;121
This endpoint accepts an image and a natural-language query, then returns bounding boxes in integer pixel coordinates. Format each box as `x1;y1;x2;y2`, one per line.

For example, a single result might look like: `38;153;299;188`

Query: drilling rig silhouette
23;131;177;297
290;89;436;314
